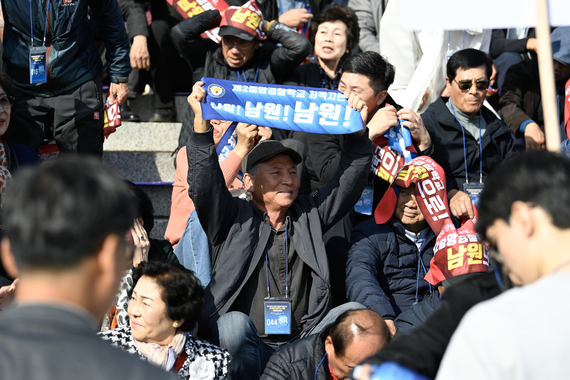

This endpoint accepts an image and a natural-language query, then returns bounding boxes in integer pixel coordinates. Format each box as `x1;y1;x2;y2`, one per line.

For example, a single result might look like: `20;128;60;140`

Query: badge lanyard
237;64;260;84
446;30;466;62
30;0;50;47
265;221;290;298
448;103;483;186
315;353;328;380
414;239;431;304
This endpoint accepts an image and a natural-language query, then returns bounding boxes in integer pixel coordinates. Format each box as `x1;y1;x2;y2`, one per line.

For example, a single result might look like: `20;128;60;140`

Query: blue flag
200;77;365;134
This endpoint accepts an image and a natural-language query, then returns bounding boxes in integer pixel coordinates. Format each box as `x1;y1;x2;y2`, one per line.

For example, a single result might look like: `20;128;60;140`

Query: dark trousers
129;20;177;109
6;76;104;156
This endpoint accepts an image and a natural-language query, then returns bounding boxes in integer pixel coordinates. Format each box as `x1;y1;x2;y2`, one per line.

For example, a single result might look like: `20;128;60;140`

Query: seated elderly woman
99;261;231;379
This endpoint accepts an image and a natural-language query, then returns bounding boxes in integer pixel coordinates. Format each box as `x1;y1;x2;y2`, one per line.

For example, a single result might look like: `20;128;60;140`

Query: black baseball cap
242;140;302;173
219;25;256;42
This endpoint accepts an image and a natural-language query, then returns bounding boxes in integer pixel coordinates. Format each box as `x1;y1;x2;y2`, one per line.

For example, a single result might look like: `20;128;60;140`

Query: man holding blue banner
172;0;311;148
187;81;372;380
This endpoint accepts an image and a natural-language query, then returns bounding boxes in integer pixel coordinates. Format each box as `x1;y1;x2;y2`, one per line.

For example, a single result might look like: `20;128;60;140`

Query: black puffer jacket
256;0;333;23
346;217;436;320
2;0;130;96
172;10;312;147
422;97;518;191
260;333;329;380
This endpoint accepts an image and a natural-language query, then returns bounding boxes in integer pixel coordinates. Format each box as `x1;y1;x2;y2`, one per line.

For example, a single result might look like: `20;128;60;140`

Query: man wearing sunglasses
421;48;517;220
171;3;311;149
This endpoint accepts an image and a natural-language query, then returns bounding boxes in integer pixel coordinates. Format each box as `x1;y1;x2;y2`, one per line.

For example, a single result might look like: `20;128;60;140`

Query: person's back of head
447;48;493;83
1;155;136;317
340;51;396;94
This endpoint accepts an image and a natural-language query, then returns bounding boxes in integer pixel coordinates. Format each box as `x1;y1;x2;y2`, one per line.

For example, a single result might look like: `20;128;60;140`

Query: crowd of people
0;0;570;379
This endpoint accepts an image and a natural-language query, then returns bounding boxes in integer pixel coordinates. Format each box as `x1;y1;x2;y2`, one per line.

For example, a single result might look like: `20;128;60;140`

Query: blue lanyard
265;221;289;298
414;239;431;303
447;30;467;52
448;103;483;185
315;353;327;380
237;64;260;83
29;0;50;47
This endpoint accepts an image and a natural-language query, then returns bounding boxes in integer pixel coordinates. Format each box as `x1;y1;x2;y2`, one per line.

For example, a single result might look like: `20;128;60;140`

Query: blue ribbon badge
201;77;365;134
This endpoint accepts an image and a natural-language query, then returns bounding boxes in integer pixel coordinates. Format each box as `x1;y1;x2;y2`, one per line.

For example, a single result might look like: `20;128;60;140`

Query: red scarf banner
166;0;231;42
565;78;570;140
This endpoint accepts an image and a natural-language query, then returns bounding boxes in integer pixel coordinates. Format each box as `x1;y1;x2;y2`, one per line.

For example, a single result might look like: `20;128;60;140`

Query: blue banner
201;77;365;134
385;119;417;164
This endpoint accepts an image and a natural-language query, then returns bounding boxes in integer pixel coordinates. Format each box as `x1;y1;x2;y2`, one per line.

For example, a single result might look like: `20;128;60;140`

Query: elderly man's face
446;65;488;116
394;184;427;233
248;154;299;212
221;36;259;69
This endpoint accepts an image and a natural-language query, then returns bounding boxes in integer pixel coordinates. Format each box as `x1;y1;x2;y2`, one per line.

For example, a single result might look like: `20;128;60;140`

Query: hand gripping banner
166;0;231;42
200;77;365;134
424;207;489;286
375;156;449;235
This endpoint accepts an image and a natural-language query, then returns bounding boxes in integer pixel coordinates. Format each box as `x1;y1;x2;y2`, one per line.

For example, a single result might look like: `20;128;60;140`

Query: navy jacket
346;217;436;320
2;0;130;96
5;140;39;172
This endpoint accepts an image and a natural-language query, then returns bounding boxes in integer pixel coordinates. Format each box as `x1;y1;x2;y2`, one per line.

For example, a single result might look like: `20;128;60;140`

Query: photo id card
264;298;291;335
354;185;374;215
463;182;484;209
29;46;48;84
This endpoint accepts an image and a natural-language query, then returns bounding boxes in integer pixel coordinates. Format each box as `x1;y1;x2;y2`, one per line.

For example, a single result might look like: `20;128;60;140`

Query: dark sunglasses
454;79;490;92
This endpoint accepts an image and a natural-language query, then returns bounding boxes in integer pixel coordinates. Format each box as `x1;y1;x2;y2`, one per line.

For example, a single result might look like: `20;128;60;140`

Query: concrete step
103;151;177;183
104;122;181;152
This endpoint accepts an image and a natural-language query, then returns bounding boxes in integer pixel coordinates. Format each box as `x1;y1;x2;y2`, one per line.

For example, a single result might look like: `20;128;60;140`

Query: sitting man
346;156;448;338
186;81;373;379
499;26;570;150
421;48;517;220
299;51;432;305
437;151;570;379
0;156;176;380
171;3;311;148
261;309;390;380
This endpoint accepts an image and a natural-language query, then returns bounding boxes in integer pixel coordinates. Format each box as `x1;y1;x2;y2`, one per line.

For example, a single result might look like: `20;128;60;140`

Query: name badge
30;46;48;84
355;185;374;215
463;182;484;208
264;297;291;335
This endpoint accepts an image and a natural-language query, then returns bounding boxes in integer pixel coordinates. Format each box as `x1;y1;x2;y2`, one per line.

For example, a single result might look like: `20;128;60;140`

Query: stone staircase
102;93;189;240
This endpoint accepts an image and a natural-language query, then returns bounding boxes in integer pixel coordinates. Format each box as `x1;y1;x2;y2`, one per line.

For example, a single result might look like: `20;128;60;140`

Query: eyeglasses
454;79;490;92
222;37;253;49
0;96;15;110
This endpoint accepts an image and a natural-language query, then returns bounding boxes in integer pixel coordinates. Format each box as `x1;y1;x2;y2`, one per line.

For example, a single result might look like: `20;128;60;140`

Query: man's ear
1;238;19;279
324;336;335;356
253;40;260;49
445;77;452;94
375;90;388;107
510;201;535;238
243;173;255;193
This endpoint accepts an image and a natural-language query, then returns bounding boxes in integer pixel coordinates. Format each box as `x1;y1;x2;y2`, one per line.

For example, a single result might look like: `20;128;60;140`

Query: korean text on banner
200;78;365;134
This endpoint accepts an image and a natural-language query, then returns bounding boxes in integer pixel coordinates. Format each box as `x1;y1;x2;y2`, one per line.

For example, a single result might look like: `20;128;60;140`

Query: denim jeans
212;302;365;380
173;210;212;287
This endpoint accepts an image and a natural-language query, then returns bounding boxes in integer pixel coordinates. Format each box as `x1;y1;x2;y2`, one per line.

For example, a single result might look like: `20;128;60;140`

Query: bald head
325;309;391;357
324;309;390;379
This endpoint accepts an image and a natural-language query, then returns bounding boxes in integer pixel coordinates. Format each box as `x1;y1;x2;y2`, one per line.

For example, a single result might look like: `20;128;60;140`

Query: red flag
424;208;489;286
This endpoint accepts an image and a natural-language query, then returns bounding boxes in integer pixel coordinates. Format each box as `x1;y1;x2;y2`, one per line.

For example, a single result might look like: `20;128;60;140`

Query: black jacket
2;0;130;96
346;217;436;320
261;333;329;380
422;98;518;191
360;272;502;379
117;0;184;39
172;10;312;147
393;292;441;336
187;127;373;336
